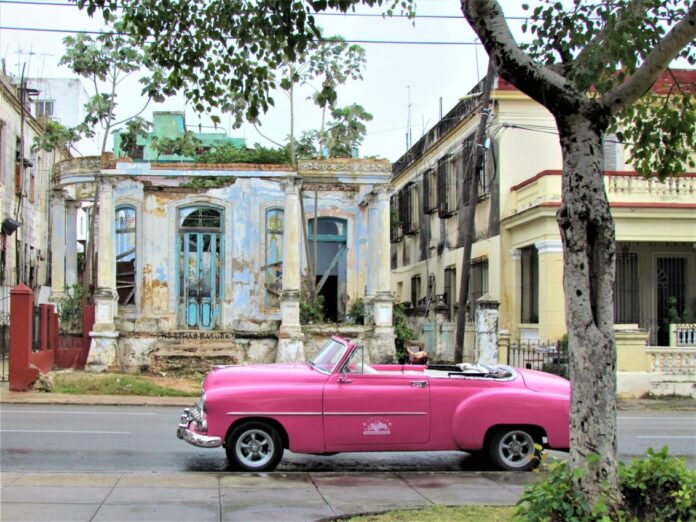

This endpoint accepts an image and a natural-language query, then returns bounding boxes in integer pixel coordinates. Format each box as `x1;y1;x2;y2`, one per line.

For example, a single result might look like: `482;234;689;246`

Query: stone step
151;340;238;375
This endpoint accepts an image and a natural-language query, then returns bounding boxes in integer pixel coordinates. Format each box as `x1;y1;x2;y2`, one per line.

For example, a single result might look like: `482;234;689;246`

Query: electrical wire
0;0;531;22
0;25;484;45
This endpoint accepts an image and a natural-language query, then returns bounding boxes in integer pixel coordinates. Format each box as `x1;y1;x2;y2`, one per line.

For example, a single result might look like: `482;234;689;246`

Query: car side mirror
338;373;352;384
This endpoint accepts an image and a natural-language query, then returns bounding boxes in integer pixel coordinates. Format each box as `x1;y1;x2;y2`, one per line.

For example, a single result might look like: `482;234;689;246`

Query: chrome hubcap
235;429;274;468
499;431;534;467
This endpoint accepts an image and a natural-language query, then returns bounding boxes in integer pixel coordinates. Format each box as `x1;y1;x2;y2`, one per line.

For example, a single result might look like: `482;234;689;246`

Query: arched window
115;206;136;306
264;207;284;308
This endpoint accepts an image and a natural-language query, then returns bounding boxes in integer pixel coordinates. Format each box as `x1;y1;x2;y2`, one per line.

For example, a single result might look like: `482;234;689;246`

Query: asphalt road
1;405;694;472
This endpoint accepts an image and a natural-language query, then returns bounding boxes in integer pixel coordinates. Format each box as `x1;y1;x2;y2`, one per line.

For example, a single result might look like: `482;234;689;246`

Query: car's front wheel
488;427;541;471
226;422;283;472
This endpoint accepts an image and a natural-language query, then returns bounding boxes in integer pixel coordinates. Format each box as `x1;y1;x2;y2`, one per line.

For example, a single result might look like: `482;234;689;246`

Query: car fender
451;388;570;451
203;384;326;453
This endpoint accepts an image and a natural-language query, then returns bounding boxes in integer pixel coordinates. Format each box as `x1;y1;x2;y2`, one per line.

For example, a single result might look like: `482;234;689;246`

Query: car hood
518;369;570;396
203;363;321;390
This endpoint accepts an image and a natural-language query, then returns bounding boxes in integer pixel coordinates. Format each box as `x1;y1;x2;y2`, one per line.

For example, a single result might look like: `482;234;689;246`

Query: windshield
310;338;349;374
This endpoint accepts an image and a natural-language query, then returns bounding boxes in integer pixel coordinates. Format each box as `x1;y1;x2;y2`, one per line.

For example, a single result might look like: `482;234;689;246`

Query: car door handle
410;381;428;388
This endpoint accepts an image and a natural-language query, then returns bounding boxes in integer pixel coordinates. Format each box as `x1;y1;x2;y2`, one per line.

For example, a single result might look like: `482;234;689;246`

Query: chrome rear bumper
177;406;222;449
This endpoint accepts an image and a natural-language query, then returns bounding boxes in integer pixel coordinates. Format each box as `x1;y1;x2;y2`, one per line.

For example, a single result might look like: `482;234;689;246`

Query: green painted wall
113;111;245;162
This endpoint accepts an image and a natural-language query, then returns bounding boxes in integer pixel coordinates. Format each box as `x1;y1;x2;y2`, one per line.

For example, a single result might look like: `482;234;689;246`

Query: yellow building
391;71;696;359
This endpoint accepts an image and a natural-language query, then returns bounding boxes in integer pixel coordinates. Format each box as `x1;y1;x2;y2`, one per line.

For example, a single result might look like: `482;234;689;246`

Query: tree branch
461;0;580;114
600;2;696;115
112;98;152;127
572;0;652;74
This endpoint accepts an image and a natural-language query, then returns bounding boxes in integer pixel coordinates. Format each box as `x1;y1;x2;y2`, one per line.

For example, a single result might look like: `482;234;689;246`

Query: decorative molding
510;248;521;261
298;159;392;184
535;240;564;255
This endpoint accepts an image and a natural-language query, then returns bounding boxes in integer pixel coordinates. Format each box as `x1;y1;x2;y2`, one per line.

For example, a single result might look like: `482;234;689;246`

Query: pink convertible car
177;336;570;472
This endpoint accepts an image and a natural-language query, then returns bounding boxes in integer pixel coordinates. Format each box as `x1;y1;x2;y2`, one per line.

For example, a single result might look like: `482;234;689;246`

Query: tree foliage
195;143;291;164
60;24;152;152
151;131;202;160
116;116;151;158
517;0;696;180
77;0;410;130
32;120;81;153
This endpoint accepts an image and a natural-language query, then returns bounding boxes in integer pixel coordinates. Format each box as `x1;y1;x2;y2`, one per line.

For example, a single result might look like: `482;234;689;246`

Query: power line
0;0;531;21
0;25;483;45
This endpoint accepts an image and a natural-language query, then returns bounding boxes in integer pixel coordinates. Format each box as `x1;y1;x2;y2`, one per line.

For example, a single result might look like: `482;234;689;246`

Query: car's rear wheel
488;427;541;471
226;422;283;472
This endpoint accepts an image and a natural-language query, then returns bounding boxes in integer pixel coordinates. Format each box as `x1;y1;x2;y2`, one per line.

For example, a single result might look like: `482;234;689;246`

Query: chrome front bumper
177;405;222;449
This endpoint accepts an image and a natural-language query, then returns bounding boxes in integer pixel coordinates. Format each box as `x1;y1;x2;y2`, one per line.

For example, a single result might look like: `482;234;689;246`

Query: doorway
308;218;347;322
177;207;224;330
656;257;685;346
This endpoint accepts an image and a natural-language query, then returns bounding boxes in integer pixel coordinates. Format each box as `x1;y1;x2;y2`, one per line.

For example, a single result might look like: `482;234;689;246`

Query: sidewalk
0;470;534;521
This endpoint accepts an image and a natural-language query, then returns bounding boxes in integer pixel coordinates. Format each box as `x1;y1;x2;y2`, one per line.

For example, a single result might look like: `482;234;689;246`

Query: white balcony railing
647;347;696;374
606;174;696;196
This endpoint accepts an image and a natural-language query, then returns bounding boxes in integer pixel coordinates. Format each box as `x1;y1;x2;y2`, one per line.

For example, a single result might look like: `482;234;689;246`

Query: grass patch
347;505;516;521
52;372;200;397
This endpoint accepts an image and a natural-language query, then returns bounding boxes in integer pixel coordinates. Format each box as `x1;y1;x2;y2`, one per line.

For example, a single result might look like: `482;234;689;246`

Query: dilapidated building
51;156;395;372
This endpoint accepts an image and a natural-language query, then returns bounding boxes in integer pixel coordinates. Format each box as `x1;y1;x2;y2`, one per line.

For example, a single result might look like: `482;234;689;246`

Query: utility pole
405;85;413;149
455;62;496;363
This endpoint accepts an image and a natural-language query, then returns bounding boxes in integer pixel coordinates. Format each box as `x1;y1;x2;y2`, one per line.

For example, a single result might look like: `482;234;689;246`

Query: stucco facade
0;71;70;305
52;156;395;372
391;71;696;356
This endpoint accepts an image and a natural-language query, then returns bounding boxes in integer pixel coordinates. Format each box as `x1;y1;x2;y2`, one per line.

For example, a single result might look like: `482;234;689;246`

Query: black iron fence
507;340;569;378
0;311;8;382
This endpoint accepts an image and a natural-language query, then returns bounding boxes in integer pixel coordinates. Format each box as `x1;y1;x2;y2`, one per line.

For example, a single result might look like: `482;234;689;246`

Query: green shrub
517;448;696;522
58;284;89;333
516;460;600;521
393;301;413;363
300;294;325;324
620;446;696;522
347;297;367;324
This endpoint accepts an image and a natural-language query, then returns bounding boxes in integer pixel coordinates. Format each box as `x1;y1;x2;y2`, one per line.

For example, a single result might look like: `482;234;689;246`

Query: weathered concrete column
475;295;500;366
64;199;79;288
49;189;66;301
366;202;379;299
87;178;119;372
370;184;395;362
277;177;305;363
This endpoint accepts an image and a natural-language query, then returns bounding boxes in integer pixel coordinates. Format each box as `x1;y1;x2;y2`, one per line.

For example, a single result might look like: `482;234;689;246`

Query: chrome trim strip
224;411;428;417
226;412;323;416
324;412;428;416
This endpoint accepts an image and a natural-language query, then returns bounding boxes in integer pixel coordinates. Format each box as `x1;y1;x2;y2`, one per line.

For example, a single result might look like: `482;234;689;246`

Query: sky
3;1;528;160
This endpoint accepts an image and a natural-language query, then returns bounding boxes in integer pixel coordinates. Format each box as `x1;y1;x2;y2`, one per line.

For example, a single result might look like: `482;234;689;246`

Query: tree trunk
555;111;619;503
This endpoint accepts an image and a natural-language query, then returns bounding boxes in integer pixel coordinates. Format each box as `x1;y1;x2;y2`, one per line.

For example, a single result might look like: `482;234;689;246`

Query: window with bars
467;257;489;321
614;251;638;323
390;193;403;242
422;168;437;213
444;265;456;321
437;154;458;217
401;182;420;235
520;246;539;324
264;207;284;308
115;206;137;306
411;274;422;308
